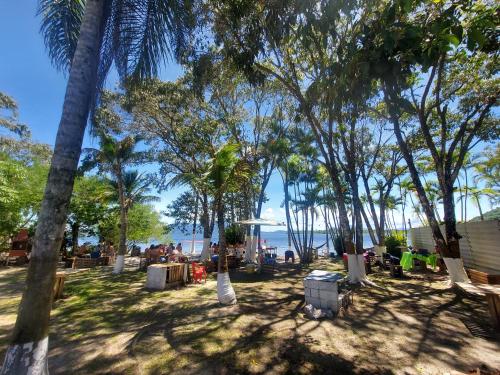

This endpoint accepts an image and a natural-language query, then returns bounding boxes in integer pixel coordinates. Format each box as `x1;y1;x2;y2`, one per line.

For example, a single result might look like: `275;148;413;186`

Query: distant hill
470;207;500;222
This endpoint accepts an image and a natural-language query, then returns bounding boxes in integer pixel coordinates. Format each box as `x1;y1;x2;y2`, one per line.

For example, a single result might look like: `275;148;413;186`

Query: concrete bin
303;270;343;312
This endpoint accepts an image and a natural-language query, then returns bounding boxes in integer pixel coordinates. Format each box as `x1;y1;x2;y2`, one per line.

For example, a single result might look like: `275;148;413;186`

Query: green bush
225;224;245;245
385;232;407;258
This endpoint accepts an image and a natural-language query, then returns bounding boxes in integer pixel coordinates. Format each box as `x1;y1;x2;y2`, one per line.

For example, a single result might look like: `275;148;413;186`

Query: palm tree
81;133;143;273
109;170;159;260
204;143;251;305
3;2;194;369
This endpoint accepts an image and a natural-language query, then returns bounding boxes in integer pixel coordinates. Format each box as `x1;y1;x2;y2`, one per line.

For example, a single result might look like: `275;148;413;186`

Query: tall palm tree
2;2;194;372
204;143;251;305
109;170;159;263
81;133;144;273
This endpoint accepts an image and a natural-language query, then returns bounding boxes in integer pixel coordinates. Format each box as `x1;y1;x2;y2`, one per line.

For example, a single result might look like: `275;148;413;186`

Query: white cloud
261;207;275;220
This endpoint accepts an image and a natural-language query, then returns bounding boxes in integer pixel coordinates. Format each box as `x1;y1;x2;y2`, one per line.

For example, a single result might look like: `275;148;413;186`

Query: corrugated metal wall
410;220;500;273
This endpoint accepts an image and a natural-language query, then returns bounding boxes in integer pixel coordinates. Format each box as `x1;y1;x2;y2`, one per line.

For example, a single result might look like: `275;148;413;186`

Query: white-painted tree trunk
190;233;196;254
200;238;211;261
374;245;386;256
217;272;237;305
113;255;125;274
244;235;257;263
347;254;367;284
1;337;49;375
443;257;471;283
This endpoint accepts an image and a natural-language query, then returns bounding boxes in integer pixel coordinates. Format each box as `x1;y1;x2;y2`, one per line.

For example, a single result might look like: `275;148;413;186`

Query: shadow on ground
0;259;498;374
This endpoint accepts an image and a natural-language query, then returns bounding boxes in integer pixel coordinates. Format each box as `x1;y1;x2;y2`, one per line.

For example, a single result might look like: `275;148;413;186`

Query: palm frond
116;0;195;80
38;0;86;72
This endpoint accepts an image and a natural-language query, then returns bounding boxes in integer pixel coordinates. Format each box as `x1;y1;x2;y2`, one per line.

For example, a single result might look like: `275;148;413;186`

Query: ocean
169;229;374;256
80;228;374;256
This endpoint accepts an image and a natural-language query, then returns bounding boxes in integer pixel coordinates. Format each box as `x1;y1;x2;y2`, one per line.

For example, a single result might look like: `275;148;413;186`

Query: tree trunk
114;171;127;274
1;2;106;373
360;204;377;246
71;222;79;256
477;196;484;221
216;196;236;305
384;86;448;256
442;184;461;259
191;194;199;254
200;193;211;261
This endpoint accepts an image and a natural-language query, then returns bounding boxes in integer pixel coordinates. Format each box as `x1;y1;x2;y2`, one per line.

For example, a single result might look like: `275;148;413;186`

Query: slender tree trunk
1;2;106;373
216;196;236;305
384;86;448;255
476;196;484;220
191;194;199;254
457;177;464;222
114;171;127;274
442;183;461;258
464;169;469;222
199;193;211;261
360;204;377;246
71;222;79;256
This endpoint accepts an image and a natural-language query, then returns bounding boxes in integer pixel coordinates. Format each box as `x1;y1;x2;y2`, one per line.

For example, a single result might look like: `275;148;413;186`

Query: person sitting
213;243;219;255
167;243;175;254
175;243;183;254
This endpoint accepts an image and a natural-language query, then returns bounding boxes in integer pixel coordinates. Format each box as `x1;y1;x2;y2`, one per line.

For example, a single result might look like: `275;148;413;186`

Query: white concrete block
319;290;338;300
308;297;321;307
310;288;320;298
304;287;311;297
318;281;337;291
146;265;167;290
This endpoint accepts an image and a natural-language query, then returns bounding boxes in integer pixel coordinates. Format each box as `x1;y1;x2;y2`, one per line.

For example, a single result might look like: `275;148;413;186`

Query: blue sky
0;2;286;226
0;2;493;232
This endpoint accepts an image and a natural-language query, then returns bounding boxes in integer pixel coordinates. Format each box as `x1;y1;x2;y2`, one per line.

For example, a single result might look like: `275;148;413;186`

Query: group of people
145;242;184;263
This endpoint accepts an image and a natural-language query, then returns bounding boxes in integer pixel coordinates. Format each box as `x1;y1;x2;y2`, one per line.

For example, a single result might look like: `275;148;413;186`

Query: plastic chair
191;262;207;284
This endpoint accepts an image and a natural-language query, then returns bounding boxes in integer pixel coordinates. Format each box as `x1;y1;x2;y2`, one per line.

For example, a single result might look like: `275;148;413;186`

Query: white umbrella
235;218;286;226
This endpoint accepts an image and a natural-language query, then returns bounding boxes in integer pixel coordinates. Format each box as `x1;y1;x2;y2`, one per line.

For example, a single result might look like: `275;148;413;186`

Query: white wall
410;220;500;273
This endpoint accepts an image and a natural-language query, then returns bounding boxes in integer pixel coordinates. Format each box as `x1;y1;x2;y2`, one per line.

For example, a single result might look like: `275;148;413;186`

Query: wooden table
456;282;500;329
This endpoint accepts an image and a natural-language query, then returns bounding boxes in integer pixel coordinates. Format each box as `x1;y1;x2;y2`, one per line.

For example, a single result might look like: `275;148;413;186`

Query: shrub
385;232;406;259
225;224;245;245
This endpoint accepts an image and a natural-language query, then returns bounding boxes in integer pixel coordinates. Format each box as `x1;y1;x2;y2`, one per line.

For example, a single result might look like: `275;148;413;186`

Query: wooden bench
466;268;500;285
4;250;28;266
456;282;500;329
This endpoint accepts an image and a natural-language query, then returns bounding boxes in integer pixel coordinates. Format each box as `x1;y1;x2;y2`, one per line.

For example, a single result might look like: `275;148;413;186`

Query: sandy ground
0;258;499;374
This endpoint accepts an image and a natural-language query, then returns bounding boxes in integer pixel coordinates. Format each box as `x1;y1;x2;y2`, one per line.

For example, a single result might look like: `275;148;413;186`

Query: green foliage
127;204;167;244
68;175;113;236
165;191;201;235
97;204;167;245
470;207;500;222
38;0;196;91
385;232;407;259
224;224;245;245
0;154;49;245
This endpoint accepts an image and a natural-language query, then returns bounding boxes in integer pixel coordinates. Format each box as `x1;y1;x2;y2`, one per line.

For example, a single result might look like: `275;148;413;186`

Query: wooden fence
410;220;500;273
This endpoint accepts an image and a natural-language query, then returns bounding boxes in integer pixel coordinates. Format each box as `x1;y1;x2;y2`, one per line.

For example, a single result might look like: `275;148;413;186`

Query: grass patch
0;259;499;374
